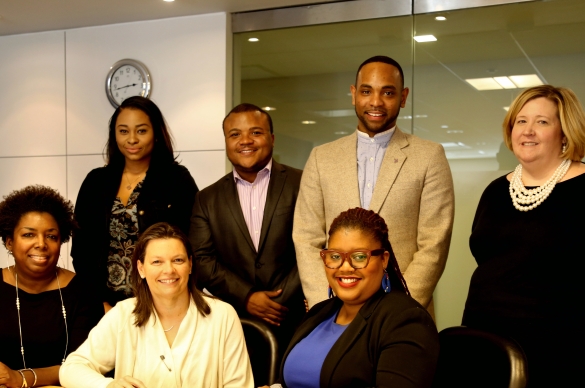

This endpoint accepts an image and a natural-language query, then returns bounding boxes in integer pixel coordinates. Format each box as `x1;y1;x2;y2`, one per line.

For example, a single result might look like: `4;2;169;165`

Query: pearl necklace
14;267;69;368
509;159;571;212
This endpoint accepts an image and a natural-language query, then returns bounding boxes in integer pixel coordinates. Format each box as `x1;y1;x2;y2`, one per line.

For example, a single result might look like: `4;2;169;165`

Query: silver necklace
163;325;174;332
509;159;571;212
124;171;144;190
14;267;69;367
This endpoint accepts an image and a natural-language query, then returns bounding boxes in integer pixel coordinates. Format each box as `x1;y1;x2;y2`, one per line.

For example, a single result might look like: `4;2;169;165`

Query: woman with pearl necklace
463;85;585;387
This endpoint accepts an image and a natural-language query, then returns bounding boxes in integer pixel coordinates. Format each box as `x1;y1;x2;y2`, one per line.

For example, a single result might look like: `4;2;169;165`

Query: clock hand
115;83;138;91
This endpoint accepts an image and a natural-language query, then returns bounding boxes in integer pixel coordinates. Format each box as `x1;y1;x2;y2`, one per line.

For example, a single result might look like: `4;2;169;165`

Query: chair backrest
240;317;279;386
432;326;528;388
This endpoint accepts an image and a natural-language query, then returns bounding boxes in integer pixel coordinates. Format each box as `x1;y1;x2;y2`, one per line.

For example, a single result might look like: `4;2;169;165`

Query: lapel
340;134;361;209
258;160;286;252
368;127;409;213
219;173;256;252
320;290;386;388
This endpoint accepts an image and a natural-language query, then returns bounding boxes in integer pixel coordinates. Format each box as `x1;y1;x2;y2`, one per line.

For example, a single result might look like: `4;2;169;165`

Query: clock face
106;59;151;108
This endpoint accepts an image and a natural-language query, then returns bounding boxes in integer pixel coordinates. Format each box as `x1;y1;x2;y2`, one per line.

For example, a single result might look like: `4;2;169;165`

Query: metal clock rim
105;58;152;108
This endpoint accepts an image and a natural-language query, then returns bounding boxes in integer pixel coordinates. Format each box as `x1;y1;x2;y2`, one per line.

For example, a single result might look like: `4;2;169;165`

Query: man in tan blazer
293;56;454;315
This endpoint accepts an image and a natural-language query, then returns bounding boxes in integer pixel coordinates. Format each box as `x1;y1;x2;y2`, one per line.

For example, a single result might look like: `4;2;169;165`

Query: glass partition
234;0;585;329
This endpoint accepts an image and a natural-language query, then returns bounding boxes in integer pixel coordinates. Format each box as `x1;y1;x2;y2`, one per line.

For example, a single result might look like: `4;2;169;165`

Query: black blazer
72;162;198;305
190;160;305;320
280;290;439;388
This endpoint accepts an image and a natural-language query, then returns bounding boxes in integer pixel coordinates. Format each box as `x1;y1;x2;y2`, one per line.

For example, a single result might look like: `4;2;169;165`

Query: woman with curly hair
0;185;103;388
72;96;198;313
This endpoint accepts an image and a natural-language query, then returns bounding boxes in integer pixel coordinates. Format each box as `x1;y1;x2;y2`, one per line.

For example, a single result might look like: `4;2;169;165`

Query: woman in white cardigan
60;222;253;388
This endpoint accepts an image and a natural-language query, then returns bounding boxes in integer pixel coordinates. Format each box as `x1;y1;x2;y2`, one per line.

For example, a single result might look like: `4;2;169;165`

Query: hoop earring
328;285;334;299
381;269;391;293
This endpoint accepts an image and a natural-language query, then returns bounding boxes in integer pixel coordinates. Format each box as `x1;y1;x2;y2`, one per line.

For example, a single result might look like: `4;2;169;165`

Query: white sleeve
221;304;254;388
59;304;122;388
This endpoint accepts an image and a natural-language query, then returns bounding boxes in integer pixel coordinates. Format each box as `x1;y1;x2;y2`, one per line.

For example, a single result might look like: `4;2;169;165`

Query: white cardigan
60;296;253;388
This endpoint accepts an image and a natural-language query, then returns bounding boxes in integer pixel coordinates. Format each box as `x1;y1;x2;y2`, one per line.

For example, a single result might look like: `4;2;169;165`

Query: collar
232;158;273;182
356;125;395;144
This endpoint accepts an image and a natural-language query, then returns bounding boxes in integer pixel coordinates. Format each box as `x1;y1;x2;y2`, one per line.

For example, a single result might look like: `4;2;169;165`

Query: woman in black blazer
268;208;439;388
72;97;198;312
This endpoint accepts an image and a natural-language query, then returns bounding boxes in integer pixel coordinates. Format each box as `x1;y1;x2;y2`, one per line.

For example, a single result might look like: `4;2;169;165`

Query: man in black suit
190;103;305;373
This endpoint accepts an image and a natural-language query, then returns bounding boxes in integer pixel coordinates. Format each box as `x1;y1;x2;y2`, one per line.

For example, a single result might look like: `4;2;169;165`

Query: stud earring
327;285;334;299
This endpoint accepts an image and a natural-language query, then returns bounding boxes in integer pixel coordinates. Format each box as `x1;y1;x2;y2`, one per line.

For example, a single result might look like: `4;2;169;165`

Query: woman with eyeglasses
264;208;439;388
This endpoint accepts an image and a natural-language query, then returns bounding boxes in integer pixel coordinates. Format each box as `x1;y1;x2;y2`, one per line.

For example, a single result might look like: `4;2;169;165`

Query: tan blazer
293;128;454;314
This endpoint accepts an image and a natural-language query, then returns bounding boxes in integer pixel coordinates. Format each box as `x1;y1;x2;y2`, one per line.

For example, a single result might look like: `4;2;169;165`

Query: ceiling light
508;74;543;88
441;125;449;128
334;131;348;135
414;114;428;118
447;130;464;134
163;0;175;2
503;107;510;111
466;74;544;91
314;109;354;117
494;76;516;89
248;37;259;42
435;16;447;21
262;106;276;111
302;120;316;124
413;35;437;43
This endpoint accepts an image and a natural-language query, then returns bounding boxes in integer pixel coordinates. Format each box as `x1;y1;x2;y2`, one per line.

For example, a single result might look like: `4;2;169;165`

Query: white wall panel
0;156;67;199
66;13;228;156
0;31;66;157
66;154;105;205
177;150;227;191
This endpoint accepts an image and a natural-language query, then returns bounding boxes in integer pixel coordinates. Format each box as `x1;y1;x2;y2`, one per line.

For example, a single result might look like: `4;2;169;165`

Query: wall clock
105;59;152;108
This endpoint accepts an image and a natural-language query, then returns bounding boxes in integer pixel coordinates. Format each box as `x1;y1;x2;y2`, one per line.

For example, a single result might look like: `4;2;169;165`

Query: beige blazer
293;128;454;314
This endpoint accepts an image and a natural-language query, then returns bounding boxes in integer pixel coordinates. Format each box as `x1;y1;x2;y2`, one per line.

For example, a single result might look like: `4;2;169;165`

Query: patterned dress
106;182;142;298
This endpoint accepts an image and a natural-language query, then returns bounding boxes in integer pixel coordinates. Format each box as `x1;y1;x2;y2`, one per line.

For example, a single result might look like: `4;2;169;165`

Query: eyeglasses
320;249;385;269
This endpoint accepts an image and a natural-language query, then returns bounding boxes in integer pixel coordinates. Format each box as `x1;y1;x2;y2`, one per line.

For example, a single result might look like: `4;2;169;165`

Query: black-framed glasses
320;248;385;269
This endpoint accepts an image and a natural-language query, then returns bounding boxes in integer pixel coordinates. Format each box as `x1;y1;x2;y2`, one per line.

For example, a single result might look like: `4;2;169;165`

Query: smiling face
511;97;565;169
224;111;274;183
6;212;61;278
325;228;389;309
350;62;409;137
136;238;192;302
115;108;155;164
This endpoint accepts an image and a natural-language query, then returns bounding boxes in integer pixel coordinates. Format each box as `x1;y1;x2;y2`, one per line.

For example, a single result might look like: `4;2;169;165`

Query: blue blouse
283;309;348;387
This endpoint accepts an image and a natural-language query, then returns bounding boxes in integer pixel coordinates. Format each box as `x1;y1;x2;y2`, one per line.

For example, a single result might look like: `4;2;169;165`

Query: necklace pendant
126;185;132;190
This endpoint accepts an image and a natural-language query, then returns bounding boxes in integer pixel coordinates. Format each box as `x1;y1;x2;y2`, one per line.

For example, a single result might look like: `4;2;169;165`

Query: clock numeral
115;92;119;97
138;75;142;81
115;76;119;81
126;67;130;73
119;70;123;75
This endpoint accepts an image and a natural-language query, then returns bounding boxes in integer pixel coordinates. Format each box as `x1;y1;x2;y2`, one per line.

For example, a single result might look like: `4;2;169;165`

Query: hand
246;290;289;326
107;376;147;388
0;362;22;388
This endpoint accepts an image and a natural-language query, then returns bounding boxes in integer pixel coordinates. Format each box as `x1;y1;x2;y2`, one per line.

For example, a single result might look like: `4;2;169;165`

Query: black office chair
240;317;279;386
432;326;528;388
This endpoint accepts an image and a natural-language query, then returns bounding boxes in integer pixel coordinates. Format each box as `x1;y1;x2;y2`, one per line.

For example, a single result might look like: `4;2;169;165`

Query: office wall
0;13;230;268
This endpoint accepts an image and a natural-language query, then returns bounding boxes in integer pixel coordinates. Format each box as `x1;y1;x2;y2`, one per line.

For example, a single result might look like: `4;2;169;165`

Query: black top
72;162;198;305
0;273;104;370
280;289;439;388
463;173;585;387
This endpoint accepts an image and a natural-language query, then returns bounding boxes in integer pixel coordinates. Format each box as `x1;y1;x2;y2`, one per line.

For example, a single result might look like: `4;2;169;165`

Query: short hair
503;85;585;161
222;103;273;134
0;185;76;245
355;55;405;89
105;96;176;168
131;222;211;327
328;207;409;295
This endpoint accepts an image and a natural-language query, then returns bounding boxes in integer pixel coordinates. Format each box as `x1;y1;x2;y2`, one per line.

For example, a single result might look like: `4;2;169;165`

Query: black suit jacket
280;290;439;388
190;160;305;321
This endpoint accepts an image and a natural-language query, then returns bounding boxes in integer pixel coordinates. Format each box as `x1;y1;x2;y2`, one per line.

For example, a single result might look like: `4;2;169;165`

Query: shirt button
371;139;374;143
367;183;371;188
139;210;145;215
370;157;374;162
167;204;171;208
253;206;257;210
255;231;259;234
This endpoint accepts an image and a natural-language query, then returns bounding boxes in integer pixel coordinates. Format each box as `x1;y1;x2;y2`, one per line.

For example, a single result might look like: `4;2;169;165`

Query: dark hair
105;96;176;168
328;207;409;295
0;185;76;246
222;103;273;134
355;55;405;88
131;222;210;327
